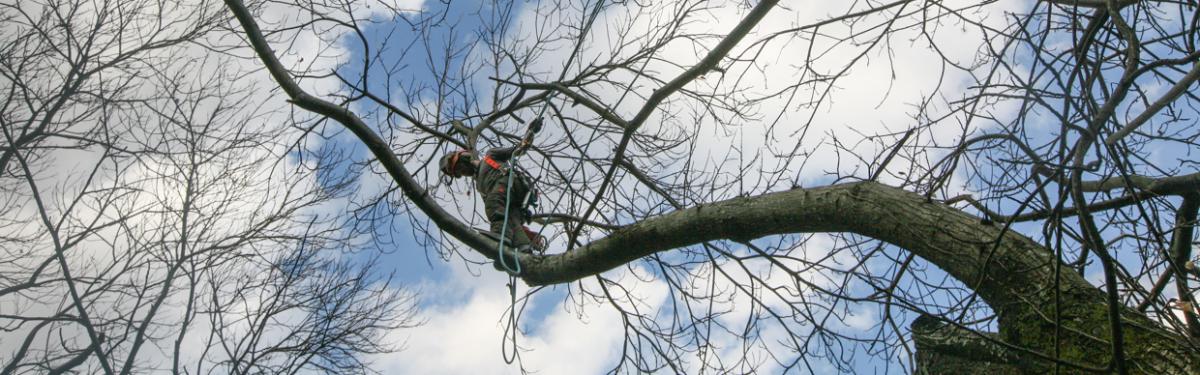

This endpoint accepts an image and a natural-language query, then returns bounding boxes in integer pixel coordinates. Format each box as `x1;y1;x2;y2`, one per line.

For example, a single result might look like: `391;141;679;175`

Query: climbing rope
496;108;533;365
497;0;606;271
502;276;520;364
497;0;609;364
495;166;522;275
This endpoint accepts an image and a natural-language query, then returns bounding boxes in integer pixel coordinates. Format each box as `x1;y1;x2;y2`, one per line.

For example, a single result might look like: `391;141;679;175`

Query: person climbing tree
440;118;546;255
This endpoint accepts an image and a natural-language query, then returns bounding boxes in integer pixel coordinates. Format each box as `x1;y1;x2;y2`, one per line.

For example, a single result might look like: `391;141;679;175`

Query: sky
5;0;1197;373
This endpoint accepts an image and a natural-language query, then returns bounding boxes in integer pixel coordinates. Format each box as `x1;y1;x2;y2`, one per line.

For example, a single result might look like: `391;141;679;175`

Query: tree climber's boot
516;245;534;255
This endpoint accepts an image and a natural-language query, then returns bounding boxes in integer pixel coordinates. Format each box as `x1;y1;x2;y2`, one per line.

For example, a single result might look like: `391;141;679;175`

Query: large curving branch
521;182;1083;303
223;0;499;256
519;182;1196;372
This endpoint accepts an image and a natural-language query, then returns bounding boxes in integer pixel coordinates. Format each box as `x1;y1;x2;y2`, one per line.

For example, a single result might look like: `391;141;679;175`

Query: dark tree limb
1171;194;1200;337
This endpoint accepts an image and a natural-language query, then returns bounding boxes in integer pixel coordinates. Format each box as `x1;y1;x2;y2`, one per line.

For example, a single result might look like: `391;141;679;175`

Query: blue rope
496;165;522;275
497;0;607;274
497;0;609;365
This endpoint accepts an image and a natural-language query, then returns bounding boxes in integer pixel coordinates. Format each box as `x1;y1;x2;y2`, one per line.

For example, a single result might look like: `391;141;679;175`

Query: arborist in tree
439;117;546;255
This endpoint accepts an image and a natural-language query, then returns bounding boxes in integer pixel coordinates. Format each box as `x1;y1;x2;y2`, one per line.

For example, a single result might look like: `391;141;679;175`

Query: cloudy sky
16;0;1194;373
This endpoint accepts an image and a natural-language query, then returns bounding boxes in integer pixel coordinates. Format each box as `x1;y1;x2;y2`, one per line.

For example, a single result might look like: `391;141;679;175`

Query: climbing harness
482;155;504;171
484;156;540;219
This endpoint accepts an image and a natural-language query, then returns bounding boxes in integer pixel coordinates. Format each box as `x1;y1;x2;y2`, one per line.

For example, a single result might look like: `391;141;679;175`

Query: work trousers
484;181;532;250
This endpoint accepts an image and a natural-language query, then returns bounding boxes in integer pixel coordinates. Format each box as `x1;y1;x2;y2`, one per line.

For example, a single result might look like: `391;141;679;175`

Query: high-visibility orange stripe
483;155;503;170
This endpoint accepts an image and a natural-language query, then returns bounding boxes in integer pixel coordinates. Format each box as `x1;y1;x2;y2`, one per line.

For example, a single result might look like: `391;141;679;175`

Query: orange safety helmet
439;150;474;177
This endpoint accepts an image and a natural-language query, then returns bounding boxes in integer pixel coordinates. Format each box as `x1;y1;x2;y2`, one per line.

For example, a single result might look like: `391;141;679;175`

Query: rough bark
912;314;1022;374
517;182;1197;373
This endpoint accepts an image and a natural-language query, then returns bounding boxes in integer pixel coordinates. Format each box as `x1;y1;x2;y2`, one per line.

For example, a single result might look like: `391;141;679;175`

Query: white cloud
372;262;644;374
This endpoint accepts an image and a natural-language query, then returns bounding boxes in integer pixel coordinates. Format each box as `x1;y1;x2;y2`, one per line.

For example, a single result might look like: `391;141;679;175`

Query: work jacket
474;147;532;213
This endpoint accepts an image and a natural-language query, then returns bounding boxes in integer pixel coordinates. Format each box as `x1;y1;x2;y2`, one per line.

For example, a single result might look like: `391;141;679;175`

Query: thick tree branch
948;171;1200;223
223;0;504;259
520;182;1195;371
522;182;1082;304
911;314;1026;373
1171;194;1200;337
1105;61;1200;145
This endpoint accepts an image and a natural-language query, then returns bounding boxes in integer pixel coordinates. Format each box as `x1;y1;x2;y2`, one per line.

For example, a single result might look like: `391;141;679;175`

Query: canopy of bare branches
4;0;1200;373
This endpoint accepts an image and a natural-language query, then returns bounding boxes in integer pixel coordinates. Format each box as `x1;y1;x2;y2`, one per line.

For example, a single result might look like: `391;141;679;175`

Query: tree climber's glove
530;117;544;133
